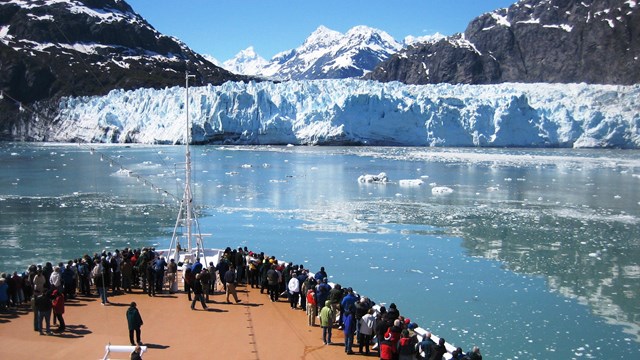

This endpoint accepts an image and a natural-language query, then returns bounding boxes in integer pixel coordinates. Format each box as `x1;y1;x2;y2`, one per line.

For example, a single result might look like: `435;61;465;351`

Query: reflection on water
1;143;639;358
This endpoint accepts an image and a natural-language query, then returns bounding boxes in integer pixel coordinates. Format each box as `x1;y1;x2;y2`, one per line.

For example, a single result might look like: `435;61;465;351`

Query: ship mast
184;72;195;254
168;71;205;265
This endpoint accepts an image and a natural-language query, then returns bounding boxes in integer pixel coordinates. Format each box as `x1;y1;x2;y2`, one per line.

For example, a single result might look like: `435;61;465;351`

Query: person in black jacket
126;302;143;346
190;274;208;310
35;289;53;335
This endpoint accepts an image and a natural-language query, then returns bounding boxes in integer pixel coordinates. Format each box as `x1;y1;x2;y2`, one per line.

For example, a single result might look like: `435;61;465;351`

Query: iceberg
51;79;640;148
358;172;389;183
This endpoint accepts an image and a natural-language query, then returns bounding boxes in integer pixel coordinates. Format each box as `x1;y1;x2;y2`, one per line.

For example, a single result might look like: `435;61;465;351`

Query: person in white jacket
358;308;376;355
287;273;300;309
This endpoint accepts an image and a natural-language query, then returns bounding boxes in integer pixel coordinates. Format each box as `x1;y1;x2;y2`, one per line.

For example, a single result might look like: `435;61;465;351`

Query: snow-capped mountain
0;0;245;133
367;0;640;85
44;79;640;148
253;25;403;80
222;47;269;77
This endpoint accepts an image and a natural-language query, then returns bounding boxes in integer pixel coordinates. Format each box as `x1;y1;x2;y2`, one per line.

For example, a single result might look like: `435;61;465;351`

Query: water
1;143;639;359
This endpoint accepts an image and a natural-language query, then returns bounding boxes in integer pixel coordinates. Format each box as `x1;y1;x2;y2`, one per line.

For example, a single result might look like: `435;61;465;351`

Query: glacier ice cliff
51;79;640;148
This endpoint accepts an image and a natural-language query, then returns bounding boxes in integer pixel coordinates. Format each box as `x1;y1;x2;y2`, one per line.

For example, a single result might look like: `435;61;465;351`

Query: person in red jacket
306;288;317;326
52;289;65;332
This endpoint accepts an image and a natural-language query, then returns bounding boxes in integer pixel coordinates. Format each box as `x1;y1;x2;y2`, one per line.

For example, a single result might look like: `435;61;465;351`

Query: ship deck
0;283;363;359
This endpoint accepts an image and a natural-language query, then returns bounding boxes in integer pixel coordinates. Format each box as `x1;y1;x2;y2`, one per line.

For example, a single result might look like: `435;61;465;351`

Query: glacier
51;79;640;148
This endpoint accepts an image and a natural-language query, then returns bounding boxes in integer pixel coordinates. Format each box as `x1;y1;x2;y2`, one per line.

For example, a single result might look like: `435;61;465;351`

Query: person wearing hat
126;302;143;346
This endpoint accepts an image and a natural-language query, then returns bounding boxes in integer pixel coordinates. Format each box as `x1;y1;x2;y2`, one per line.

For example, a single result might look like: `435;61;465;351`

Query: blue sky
126;0;516;62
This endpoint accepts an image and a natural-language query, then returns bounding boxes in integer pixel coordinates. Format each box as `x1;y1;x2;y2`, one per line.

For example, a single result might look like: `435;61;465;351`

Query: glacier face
51;79;640;148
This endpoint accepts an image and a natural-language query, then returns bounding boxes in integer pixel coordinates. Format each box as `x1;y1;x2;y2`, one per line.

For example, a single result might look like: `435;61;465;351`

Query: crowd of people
0;245;483;360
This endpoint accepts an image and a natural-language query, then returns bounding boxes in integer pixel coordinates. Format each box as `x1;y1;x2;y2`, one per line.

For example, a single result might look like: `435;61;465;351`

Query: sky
125;0;517;62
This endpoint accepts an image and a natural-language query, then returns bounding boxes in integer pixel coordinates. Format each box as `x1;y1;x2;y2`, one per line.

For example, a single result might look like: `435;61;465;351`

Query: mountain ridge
366;0;640;85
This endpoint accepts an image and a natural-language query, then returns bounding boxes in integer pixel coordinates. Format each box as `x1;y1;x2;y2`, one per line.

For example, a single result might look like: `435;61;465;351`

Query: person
191;273;208;310
35;289;53;335
50;266;62;293
32;269;46;297
398;329;418;360
121;258;133;293
130;345;143;360
93;262;109;305
0;278;8;312
314;266;327;282
428;338;447;360
77;259;91;295
153;256;167;293
126;302;143;346
315;277;331;314
200;268;211;301
191;257;203;274
224;265;241;304
183;265;194;301
216;258;230;292
207;261;217;293
266;264;279;302
305;287;317;326
358;308;376;355
167;259;178;294
11;271;24;305
145;259;155;297
328;283;342;326
379;332;396;360
343;307;356;354
51;289;65;332
467;346;482;360
319;300;334;345
451;347;470;360
340;287;359;327
287;272;300;309
416;331;436;359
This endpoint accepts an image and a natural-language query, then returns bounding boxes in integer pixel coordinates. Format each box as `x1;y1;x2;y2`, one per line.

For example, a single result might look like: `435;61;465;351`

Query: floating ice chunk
432;186;454;195
225;171;239;176
399;179;424;186
358;172;389;183
420;175;429;179
241;164;252;168
409;269;424;274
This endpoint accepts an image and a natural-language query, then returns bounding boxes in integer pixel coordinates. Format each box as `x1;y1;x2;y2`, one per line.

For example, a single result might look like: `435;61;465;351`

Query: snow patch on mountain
50;79;640;148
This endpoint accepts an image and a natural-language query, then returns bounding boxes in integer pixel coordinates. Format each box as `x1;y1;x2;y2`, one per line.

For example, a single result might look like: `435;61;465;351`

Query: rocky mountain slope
0;0;246;138
366;0;640;85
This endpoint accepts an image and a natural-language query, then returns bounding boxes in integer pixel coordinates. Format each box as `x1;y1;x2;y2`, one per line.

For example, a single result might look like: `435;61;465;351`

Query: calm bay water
1;142;639;359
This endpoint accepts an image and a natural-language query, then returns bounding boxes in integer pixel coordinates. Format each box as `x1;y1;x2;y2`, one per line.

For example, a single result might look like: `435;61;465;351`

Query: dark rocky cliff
0;0;247;140
366;0;640;85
